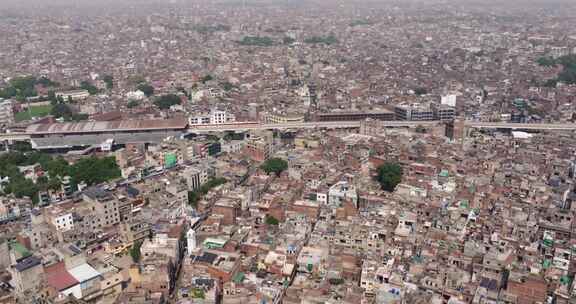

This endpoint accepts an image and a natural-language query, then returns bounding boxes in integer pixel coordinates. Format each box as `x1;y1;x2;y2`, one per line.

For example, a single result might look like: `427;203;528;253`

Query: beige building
82;187;121;229
0;99;14;126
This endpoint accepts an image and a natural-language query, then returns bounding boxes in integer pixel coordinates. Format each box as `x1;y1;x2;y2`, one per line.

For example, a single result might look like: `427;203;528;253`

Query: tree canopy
136;83;155;97
127;100;139;108
283;37;296;45
130;241;142;263
238;36;275;46
376;162;403;192
536;55;576;85
201;75;214;83
414;87;428;96
102;75;114;90
154;94;181;109
188;177;227;208
0;152;120;204
537;56;556;67
0;76;58;100
80;81;99;95
265;215;279;226
261;158;288;176
304;35;338;45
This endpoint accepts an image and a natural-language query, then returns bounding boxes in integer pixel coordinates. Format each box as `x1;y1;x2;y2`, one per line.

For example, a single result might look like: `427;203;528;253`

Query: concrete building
0;99;14;126
317;110;395;122
394;104;435;121
55;89;90;101
183;164;215;191
328;181;358;208
431;104;456;121
243;132;273;162
126;90;146;101
10;256;44;296
262;112;305;124
189;109;235;126
82;187;121;229
49;209;74;232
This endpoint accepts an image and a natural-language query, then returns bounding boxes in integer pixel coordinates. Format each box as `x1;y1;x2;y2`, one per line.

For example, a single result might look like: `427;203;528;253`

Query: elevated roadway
465;122;576;130
186;120;439;133
3;120;576;144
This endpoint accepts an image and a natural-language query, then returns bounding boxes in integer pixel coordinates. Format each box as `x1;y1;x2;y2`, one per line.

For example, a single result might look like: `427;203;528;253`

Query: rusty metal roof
26;118;187;135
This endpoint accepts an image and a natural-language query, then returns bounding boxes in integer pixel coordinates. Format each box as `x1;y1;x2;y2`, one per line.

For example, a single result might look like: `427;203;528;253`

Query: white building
52;213;74;232
328;181;358;208
211;109;227;124
221;140;244;154
441;94;457;107
126;90;146;101
189;109;235;126
187;229;197;255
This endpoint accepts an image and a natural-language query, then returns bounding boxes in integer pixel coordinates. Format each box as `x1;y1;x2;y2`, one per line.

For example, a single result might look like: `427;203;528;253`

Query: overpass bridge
186;120;440;133
465;122;576;131
2;120;576;145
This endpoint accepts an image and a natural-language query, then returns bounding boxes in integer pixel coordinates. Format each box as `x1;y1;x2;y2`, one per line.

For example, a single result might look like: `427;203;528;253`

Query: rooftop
25;118;188;135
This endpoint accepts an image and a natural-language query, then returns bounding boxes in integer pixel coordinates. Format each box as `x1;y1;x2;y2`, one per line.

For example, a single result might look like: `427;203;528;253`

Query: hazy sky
0;0;573;15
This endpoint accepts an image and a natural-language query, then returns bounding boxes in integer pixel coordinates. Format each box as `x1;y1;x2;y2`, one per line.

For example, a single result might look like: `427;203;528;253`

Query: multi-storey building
431;103;456;121
189;109;235;126
0;99;14;126
394;104;435;121
82;187;120;229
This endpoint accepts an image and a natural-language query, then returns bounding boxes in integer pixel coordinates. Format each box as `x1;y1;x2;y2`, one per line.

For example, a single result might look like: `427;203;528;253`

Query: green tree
188;191;201;208
51;103;73;119
188;177;227;208
304;35;338;45
127;100;139;108
130;241;142;263
283;37;296;45
10;142;32;152
0;86;17;99
47;90;58;105
537;57;556;67
415;125;427;133
69;156;121;186
265;215;279;225
260;158;288;176
154;94;181;109
102;75;114;90
376;162;403;192
201;75;213;83
221;82;235;91
237;36;275;46
136;83;154;97
414;87;428;96
80;81;99;95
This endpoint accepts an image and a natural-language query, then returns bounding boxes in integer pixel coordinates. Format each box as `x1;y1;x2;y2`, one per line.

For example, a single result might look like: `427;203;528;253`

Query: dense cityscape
0;0;575;303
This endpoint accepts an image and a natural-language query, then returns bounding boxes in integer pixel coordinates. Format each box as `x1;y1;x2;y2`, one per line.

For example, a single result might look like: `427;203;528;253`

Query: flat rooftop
318;109;393;116
26;118;188;135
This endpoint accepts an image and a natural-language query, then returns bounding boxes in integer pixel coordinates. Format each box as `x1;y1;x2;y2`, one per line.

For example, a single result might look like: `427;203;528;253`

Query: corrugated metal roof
26;118;187;135
45;262;79;291
68;263;101;283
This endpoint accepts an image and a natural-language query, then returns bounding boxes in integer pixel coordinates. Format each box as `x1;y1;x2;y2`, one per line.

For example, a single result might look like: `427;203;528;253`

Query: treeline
537;55;576;86
0;76;59;100
0;152;121;204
